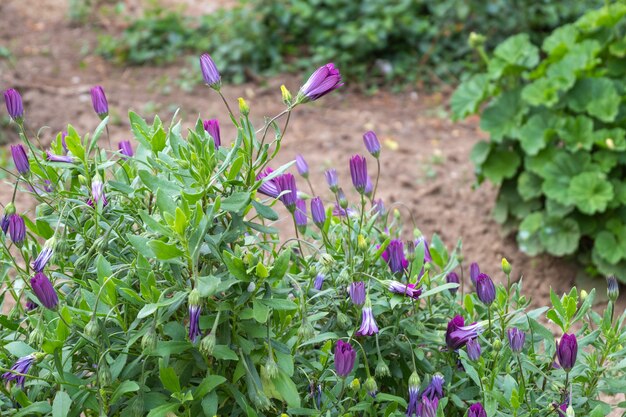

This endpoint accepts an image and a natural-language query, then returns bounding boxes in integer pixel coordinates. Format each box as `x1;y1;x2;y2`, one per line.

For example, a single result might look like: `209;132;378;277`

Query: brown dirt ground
0;0;624;412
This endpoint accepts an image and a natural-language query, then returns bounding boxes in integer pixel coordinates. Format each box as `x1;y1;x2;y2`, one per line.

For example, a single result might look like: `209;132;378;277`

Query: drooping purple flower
203;119;221;148
381;239;408;274
2;354;35;388
325;169;339;192
4;89;24;121
199;53;221;88
406;372;420;417
32;238;54;272
607;275;619;302
372;198;385;216
388;281;421;299
348;281;366;305
91;176;107;207
508;328;526;353
557;333;578;371
46;151;75;163
256;167;280;198
275;173;298;211
294;198;307;230
295;155;309;178
118;140;134;158
30;272;58;310
349;155;368;194
8;214;25;247
466;338;481;360
422;374;444;400
421;396;438;417
468;402;487;417
11;144;29;175
363;131;381;158
311;197;326;226
446;315;483;350
446;272;460;294
358;299;379;336
314;274;324;290
415;237;432;263
476;273;496;305
188;304;202;343
334;340;356;377
298;63;343;102
90;86;109;118
470;262;480;286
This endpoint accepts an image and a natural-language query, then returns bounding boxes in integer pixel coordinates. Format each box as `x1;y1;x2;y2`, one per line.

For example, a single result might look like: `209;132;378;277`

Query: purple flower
8;214;25;247
30;272;58;309
118;140;134;158
32;239;54;272
90;86;109;118
363;130;381;158
476;273;496;305
364;176;373;197
358;300;379;336
276;173;298;211
298;63;343;102
61;131;68;153
334;340;356;377
189;304;202;343
199;53;221;88
349;155;368;194
381;239;408;274
421;396;438;417
325;169;339;192
2;354;35;388
557;333;578;371
295;154;309;178
333;203;356;217
468;402;487;417
406;372;420;417
423;374;444;400
1;214;9;234
314;274;324;290
203;119;221;148
466;338;481;360
415;237;432;263
607;275;619;302
91;176;107;207
256;167;280;198
337;188;348;208
294;198;307;229
4;89;24;121
508;328;526;353
46;151;75;163
470;262;480;286
11;145;29;175
388;281;421;299
348;281;366;305
25;300;38;311
446;315;483;350
554;398;569;416
372;198;385;216
446;272;460;294
311;197;326;226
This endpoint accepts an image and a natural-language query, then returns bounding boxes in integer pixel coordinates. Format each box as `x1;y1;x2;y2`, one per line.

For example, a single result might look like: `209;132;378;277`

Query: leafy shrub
452;3;626;280
1;57;626;416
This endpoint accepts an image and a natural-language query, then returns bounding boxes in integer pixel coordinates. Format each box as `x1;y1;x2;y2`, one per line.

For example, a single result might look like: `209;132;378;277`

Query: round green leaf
594;230;622;264
568;172;614;214
539;218;580;256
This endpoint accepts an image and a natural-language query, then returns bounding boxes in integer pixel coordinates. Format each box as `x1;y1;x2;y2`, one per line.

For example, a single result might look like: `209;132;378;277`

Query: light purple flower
423;374;445;400
446;272;460;294
314;274;324;290
446;315;483;350
4;89;24;121
508;327;526;353
189;304;202;343
348;281;366;305
470;262;480;286
90;86;109;118
46;151;75;163
276;173;298;211
333;203;356;217
118;140;134;158
294;198;307;229
32;239;54;272
298;63;343;102
388;281;421;299
311;197;326;226
421;396;438;417
30;272;58;309
363;130;381;157
349;155;368;194
8;214;25;247
295;154;309;178
25;300;38;311
364;176;373;197
406;372;420;417
91;176;107;207
468;402;487;417
372;198;385;216
61;131;68;153
415;236;432;263
358;300;379;336
466;338;481;360
203;119;221;148
256;167;280;198
325;169;338;192
199;53;221;88
2;354;35;387
11;145;29;175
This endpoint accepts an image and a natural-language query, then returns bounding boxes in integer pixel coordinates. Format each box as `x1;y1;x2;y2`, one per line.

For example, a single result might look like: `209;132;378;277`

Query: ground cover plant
1;54;626;416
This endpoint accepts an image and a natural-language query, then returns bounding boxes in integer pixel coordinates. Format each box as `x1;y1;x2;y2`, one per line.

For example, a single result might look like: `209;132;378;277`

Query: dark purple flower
311;197;326;226
381;239;408;274
359;300;379;336
468;402;487;417
32;239;54;272
423;374;444;400
118;140;134;158
4;89;24;121
298;63;343;102
203;119;221;148
294;198;307;229
295;154;309;178
446;272;460;294
388;281;421;299
1;215;10;234
363;131;381;158
325;169;338;192
25;300;38;311
46;151;75;163
554;398;569;416
314;274;324;290
406;372;420;417
466;338;481;360
8;214;25;247
470;262;480;286
446;315;483;350
189;304;202;343
349;155;368;194
90;86;109;118
276;173;298;211
2;354;35;388
476;273;496;305
348;281;366;305
372;198;385;216
256;167;280;198
607;275;619;302
199;53;221;88
30;272;58;309
334;340;356;377
557;333;578;371
421;396;438;417
11;145;29;175
508;327;526;353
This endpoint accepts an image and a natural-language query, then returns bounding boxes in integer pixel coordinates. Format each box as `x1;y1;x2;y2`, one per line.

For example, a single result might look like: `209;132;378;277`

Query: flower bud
375;358;390;378
265;356;279;380
408;371;420;390
247;282;256;293
493;339;502;351
336;311;351;329
238;97;250;116
11;145;30;176
607;276;619;302
85;318;99;339
357;234;368;251
298;319;314;340
363;131;381;158
29;326;44;346
320;253;334;270
142;327;158;351
467;338;481;360
337;188;348;209
4;88;24;122
350;378;361;391
199;53;221;89
476;273;495;305
557;333;578;371
90;86;109;119
502;258;512;275
364;376;378;398
281;85;292;106
468;32;486;49
200;332;216;356
566;406;575;417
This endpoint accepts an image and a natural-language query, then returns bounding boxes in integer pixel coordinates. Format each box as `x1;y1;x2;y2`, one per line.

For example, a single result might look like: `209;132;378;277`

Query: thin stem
218;91;237;125
105;125;112;149
516;353;530;409
306;177;316;196
372;158;380;201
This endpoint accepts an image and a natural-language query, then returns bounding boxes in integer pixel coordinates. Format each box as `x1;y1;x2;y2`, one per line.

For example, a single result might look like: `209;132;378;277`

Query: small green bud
320;253;334;271
142;327;158;351
298;319;314;340
281;414;290;417
376;359;391;378
200;332;216;356
566;405;575;417
85;318;99;339
256;261;269;278
350;378;361;391
264;356;279;379
408;371;420;389
493;339;502;350
502;258;511;275
281;85;292;106
336;311;351;330
468;32;486;49
4;202;15;215
364;376;378;397
189;289;201;306
238;97;250;115
357;234;368;251
243;251;254;265
29;326;44;346
456;253;464;263
580;290;588;301
607;276;619;303
78;175;87;186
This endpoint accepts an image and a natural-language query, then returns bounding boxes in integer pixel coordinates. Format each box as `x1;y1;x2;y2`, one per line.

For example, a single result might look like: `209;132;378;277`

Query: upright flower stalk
4;88;24;123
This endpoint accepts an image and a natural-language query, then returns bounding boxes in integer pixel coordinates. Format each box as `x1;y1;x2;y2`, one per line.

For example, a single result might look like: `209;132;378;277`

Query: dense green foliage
96;0;601;85
452;3;626;280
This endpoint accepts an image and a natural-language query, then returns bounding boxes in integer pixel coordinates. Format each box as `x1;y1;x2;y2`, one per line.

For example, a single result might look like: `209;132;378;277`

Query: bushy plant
452;3;626;281
1;55;626;416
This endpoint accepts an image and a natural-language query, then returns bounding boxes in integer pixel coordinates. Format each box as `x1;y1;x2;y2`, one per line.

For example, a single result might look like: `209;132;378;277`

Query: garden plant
1;52;626;416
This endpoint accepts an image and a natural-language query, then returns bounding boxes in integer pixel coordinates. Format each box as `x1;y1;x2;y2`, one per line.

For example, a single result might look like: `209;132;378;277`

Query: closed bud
238;97;250;115
566;406;575;417
265;356;279;380
607;276;619;302
200;332;216;356
320;253;334;270
336;311;351;329
298;319;314;340
78;175;88;186
502;258;511;275
357;234;367;251
29;326;44;346
579;290;588;301
493;339;502;351
364;376;378;398
247;282;256;293
256;261;269;278
468;32;486;49
142;327;158;351
4;202;15;216
408;371;421;390
350;378;361;391
281;85;292;106
337;188;348;209
85;318;99;339
375;358;390;378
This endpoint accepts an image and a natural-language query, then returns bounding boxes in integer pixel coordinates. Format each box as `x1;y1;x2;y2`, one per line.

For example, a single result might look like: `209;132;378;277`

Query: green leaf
542;24;578;55
558;115;594;151
148;240;185;260
539;218;580;256
272;370;301;408
481;147;521;184
470;141;491;166
518;113;557;155
517;212;544;256
52;391;71;417
221;192;251;213
251;200;279;221
159;365;181;393
517;171;543;201
213;345;239;361
253;300;270;323
521;78;560;107
450;74;489;120
567;77;620;122
111;380;140;404
146;403;180;417
568;172;613;214
195;375;227;398
197;275;220;298
494;33;539;68
480;90;525;141
594;231;623;264
14;402;52;417
4;341;35;357
541;151;590;205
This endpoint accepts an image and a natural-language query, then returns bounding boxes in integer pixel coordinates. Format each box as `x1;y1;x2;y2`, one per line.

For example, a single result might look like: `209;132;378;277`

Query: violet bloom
32;238;54;272
423;373;444;400
256;167;280;198
466;338;481;361
415;236;432;263
364;176;373;197
294;198;307;230
468;403;487;417
311;197;326;226
476;273;496;305
406;372;420;417
91;176;107;207
90;86;109;118
334;340;356;377
203;119;221;148
325;169;339;192
61;131;68;153
295;154;309;178
199;53;221;88
8;214;25;247
46;151;75;163
188;304;202;343
372;198;385;216
349;155;368;194
446;315;483;350
388;281;421;299
118;140;134;158
446;272;460;294
275;173;298;211
1;215;9;234
421;396;438;417
470;262;480;286
381;239;408;274
508;328;526;353
11;144;29;175
363;130;380;158
30;272;58;309
298;63;343;102
557;333;578;371
358;299;379;336
314;273;324;290
333;203;356;218
348;281;366;305
4;89;24;121
25;300;38;311
2;354;35;388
